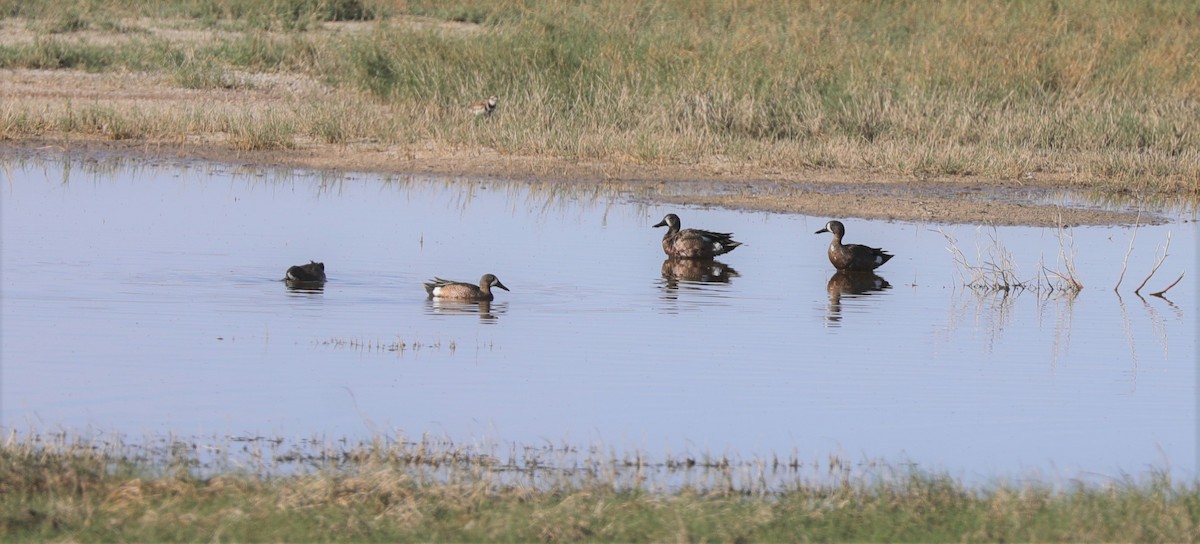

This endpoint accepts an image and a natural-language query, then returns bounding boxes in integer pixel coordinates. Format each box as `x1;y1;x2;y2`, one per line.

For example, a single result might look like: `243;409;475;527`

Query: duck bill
814;227;830;234
494;281;510;292
652;220;668;228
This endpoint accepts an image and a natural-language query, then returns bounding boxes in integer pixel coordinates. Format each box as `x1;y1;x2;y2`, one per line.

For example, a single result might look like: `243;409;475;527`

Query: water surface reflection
824;271;892;325
426;299;504;323
285;281;326;292
660;258;739;285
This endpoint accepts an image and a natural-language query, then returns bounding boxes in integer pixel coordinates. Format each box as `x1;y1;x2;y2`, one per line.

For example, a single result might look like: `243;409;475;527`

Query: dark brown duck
652;213;742;259
284;261;326;282
814;220;893;271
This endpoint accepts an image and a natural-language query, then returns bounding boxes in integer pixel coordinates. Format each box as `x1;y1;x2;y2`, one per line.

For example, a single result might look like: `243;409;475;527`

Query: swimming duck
652;213;742;259
284;261;326;283
814;220;893;271
423;274;509;301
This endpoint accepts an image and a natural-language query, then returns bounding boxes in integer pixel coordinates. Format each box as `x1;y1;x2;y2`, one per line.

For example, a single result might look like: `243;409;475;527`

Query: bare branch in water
1150;272;1184;298
1113;211;1141;292
1134;231;1171;295
1043;266;1082;291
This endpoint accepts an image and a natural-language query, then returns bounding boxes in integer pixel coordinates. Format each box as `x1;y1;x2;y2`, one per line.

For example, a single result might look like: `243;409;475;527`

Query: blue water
2;152;1195;483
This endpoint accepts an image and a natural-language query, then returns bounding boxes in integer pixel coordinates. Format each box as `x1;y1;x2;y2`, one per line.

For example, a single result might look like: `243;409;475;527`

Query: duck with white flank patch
284;261;326;284
814;220;893;271
652;213;742;259
424;274;509;301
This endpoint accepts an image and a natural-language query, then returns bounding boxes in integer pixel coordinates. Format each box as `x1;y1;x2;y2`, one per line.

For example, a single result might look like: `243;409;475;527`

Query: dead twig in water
941;227;1028;292
1134;231;1171;295
1149;272;1184;298
1052;221;1083;291
1042;266;1081;292
1113;211;1142;292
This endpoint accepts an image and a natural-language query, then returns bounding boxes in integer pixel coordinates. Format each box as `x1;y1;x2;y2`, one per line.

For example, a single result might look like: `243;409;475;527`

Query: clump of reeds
1040;219;1084;292
942;225;1084;295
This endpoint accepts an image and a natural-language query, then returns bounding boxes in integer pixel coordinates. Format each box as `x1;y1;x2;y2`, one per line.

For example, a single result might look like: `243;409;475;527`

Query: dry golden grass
0;0;1197;199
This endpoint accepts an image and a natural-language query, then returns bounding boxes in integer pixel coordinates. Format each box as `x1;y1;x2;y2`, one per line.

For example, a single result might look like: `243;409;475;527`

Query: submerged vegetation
2;430;1197;542
0;0;1197;195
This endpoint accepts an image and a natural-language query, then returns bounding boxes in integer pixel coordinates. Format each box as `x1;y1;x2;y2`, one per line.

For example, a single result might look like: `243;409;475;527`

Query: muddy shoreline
5;138;1168;227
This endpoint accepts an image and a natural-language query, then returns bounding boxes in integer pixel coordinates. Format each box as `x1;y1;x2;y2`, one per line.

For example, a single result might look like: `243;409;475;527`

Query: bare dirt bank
3;135;1155;228
0;68;1162;227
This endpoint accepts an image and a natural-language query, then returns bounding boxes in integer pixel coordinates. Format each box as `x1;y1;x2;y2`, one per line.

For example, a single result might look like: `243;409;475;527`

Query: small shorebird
652;213;742;259
424;274;509;301
470;95;498;117
814;220;893;271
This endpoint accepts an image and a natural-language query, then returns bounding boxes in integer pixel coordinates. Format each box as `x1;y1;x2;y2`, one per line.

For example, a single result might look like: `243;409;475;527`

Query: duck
814;220;893;271
652;213;742;259
284;261;326;283
424;274;509;301
470;95;498;117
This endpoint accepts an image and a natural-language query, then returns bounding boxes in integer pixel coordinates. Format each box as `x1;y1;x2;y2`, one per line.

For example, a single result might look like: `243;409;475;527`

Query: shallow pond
2;152;1195;483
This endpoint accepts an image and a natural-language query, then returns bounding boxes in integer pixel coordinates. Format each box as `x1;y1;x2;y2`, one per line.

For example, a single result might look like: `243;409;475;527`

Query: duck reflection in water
426;299;504;323
825;270;890;324
660;258;739;289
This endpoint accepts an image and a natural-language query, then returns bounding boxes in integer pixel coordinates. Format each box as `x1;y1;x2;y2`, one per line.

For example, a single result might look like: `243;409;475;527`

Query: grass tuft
227;111;297;151
172;55;240;90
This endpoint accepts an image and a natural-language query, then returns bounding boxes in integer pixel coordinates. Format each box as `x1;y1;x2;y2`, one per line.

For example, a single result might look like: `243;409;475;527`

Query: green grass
1;431;1197;542
1;0;1198;194
0;39;114;71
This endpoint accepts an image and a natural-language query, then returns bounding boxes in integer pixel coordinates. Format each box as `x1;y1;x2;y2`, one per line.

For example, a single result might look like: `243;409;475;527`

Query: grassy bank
2;431;1197;541
0;0;1197;195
